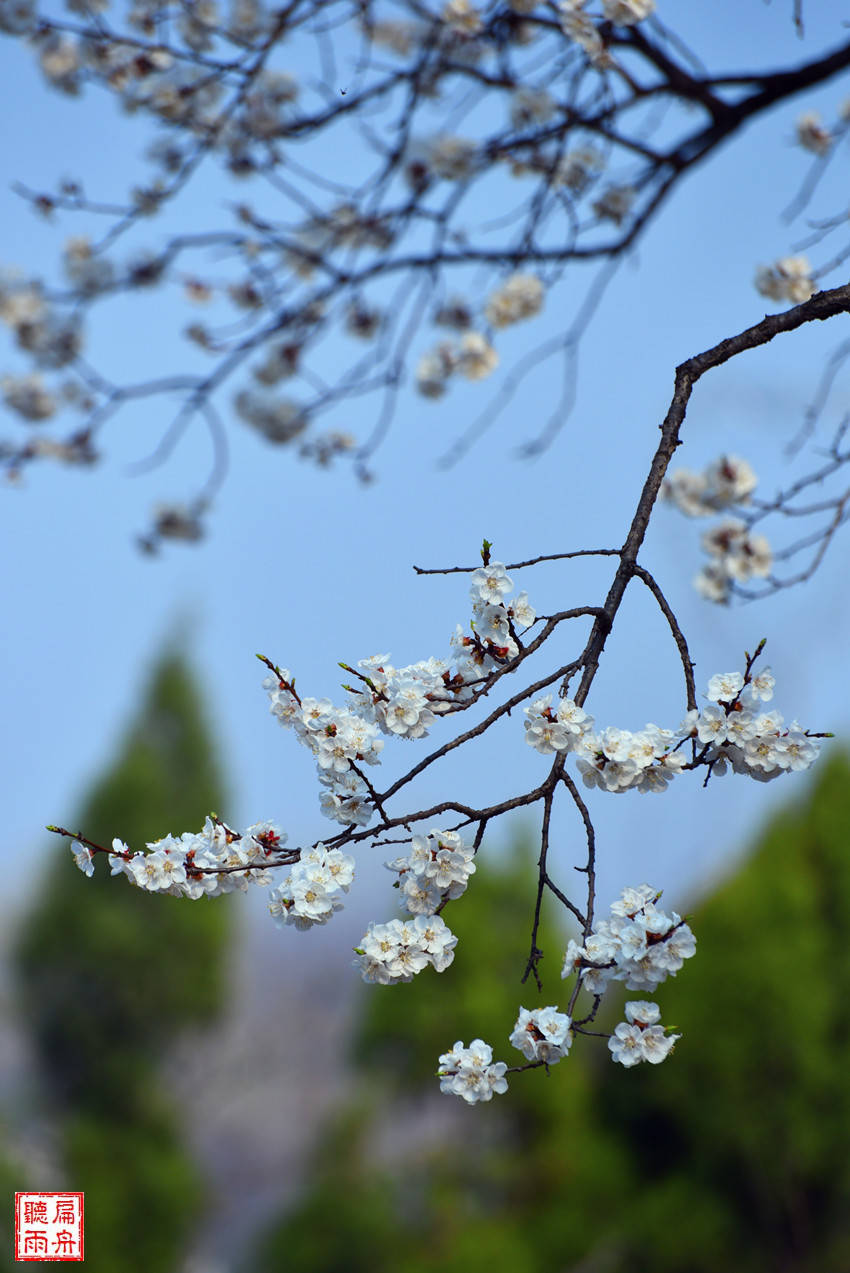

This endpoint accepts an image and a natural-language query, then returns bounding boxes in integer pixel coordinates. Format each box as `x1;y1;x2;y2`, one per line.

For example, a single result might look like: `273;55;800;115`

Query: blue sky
2;0;850;966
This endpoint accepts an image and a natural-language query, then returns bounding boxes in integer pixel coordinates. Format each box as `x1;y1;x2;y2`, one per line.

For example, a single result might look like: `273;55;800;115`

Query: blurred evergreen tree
0;1146;20;1272
594;746;850;1272
251;751;850;1273
13;645;232;1273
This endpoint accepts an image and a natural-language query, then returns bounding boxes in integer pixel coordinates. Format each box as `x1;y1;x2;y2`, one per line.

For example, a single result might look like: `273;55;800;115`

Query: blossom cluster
795;99;850;157
508;145;603;192
461;558;536;667
601;0;655;21
71;816;289;899
683;669;820;779
355;914;458;984
484;274;544;328
796;110;833;156
509;87;556;130
524;663;819;791
416;332;499;396
442;1;484;39
608;1001;679;1067
416;272;545;397
0;270;82;371
695;518;772;602
661;455;771;602
263;560;536;827
355;828;472;985
437;966;675;1102
385;828;476;915
438;1039;509;1104
63;236;114;295
559;0;655;68
234;389;308;445
70;815;366;932
592;183;636;224
437;881;690;1104
438;1006;573;1104
524;694;683;793
562;884;696;995
2;373;56;422
268;844;355;930
755;255;815;305
407;134;480;186
661;455;757;517
509;1005;573;1063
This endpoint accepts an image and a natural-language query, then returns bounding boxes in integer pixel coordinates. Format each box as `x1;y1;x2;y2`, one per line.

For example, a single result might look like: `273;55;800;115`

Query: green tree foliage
595;746;850;1273
0;1146;21;1272
252;752;850;1273
13;646;231;1273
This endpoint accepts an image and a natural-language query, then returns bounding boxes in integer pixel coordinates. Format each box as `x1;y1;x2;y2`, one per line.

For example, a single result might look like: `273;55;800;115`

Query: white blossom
755;256;815;305
510;88;555;130
554;147;603;192
38;34;82;94
470;562;513;604
559;2;607;66
270;844;355;930
796;111;832;155
661;467;712;517
428;135;479;181
70;841;95;877
696;518;773;597
416;341;455;397
484;274;544;328
442;0;483;36
602;0;654;24
457;331;499;380
593;184;636;224
2;374;56;421
510;1006;573;1063
63;236;114;294
563;885;696;997
234;390;308;444
610;1001;679;1067
438;1039;509;1103
367;20;420;55
694;562;730;603
386;829;476;915
356;914;458;983
510;591;536;627
706;671;744;703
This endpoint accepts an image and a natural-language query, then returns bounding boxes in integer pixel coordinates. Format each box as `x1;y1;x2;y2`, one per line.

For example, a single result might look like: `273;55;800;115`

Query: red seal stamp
14;1193;84;1262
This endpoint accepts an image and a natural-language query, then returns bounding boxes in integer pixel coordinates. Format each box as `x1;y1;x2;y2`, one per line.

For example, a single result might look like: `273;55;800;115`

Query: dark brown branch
573;283;850;708
633;563;697;711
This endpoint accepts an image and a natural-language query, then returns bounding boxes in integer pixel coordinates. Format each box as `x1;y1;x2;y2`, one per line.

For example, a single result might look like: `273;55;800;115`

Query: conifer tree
13;646;231;1273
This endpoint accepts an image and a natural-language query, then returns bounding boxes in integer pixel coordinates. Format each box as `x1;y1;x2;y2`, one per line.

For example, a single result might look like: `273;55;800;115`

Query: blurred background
2;2;850;1268
2;654;849;1270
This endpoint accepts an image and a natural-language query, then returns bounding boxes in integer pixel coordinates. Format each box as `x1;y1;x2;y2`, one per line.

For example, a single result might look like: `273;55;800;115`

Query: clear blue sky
2;0;849;966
